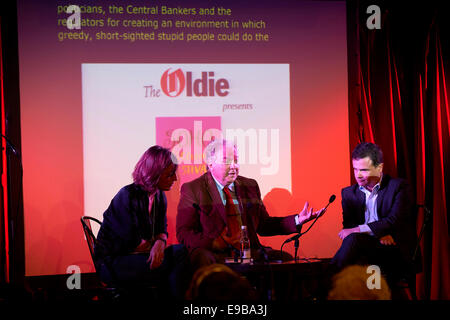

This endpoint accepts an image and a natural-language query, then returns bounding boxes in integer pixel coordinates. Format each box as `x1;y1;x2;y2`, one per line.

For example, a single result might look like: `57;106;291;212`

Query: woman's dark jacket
94;183;168;266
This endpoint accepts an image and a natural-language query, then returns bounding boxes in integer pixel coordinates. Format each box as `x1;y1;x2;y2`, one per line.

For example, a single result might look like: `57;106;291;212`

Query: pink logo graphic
156;116;222;184
160;68;185;97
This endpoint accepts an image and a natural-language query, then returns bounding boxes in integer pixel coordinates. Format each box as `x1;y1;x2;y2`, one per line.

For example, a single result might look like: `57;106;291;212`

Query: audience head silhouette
186;263;257;300
328;265;391;300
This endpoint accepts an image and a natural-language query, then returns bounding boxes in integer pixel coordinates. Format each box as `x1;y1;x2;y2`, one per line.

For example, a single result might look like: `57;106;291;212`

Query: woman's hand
147;239;166;270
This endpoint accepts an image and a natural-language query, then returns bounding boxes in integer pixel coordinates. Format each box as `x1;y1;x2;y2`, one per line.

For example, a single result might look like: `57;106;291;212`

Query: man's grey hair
204;139;237;165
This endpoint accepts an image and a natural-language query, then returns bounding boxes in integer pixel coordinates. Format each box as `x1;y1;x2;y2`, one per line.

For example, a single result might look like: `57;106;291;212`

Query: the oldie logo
145;68;230;98
160;68;185;97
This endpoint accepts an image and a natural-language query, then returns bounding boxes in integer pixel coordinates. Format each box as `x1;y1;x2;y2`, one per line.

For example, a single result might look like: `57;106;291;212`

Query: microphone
328;194;337;204
284;194;336;244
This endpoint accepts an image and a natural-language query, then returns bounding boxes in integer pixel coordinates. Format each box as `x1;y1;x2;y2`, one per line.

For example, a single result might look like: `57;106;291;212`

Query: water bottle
240;225;251;263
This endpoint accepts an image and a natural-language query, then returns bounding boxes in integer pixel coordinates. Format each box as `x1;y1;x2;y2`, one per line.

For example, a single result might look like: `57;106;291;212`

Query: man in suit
331;142;418;284
176;139;324;270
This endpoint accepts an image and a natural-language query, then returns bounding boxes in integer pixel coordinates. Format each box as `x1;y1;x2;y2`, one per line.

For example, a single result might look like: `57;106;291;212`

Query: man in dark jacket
331;142;418;284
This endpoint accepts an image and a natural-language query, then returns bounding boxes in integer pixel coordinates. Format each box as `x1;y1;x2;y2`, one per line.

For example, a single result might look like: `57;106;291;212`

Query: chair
80;216;102;272
80;216;159;300
81;216;120;299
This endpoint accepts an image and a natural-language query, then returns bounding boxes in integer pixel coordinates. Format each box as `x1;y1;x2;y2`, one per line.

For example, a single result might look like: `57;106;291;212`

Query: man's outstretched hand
297;202;325;225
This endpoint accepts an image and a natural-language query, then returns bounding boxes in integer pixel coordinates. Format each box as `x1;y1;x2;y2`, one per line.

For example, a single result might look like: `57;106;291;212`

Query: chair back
81;216;102;271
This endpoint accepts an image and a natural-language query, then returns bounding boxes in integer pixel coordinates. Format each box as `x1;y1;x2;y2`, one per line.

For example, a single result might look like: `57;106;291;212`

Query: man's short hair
204;139;237;165
351;142;384;167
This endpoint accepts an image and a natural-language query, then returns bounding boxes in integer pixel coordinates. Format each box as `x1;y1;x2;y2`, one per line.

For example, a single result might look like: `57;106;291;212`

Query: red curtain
348;1;450;299
1;18;10;284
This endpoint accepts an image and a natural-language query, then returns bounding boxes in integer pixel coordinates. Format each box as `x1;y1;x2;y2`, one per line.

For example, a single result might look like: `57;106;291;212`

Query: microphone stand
294;238;300;263
283;195;336;263
283;212;321;263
